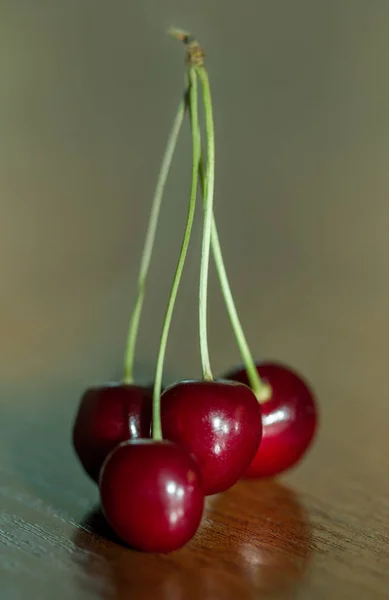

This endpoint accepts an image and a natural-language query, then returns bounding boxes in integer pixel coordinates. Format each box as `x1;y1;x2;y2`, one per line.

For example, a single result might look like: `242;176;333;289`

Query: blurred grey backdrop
1;1;389;430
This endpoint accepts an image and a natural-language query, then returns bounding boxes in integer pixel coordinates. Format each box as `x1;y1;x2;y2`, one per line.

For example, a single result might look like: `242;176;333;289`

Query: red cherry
72;383;152;482
227;362;318;478
161;379;262;495
99;439;204;553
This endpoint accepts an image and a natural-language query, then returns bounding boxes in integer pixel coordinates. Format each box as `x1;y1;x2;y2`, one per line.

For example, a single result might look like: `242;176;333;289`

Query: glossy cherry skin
99;439;204;553
72;383;152;482
226;362;318;478
161;379;263;496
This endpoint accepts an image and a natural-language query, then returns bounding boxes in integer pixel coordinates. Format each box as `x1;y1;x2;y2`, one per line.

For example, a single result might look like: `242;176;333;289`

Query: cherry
99;439;204;553
226;362;318;478
161;379;263;495
72;383;152;482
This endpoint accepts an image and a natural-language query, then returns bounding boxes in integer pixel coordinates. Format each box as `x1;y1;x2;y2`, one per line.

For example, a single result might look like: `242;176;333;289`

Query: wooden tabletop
3;2;389;599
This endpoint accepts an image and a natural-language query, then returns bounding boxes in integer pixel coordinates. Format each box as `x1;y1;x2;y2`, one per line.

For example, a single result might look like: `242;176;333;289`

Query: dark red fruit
72;383;152;482
227;362;318;478
161;379;262;495
99;439;204;553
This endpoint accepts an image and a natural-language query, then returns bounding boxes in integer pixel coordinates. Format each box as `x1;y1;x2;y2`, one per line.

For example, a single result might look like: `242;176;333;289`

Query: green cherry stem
152;67;200;440
211;221;271;401
171;28;271;401
197;157;271;403
168;28;213;380
122;93;188;384
196;65;215;381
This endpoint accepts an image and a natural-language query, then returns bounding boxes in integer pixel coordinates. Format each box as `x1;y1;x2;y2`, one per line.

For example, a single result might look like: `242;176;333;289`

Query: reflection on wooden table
74;481;312;600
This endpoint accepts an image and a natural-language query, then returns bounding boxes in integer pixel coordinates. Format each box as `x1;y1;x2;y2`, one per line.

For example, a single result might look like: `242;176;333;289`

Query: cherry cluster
72;30;318;554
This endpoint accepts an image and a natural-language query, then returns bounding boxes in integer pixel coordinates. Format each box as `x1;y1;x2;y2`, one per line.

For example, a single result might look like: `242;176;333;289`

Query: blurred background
1;0;389;507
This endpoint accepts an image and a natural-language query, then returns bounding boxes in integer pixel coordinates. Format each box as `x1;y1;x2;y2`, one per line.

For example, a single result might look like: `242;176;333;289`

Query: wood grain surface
2;1;389;599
